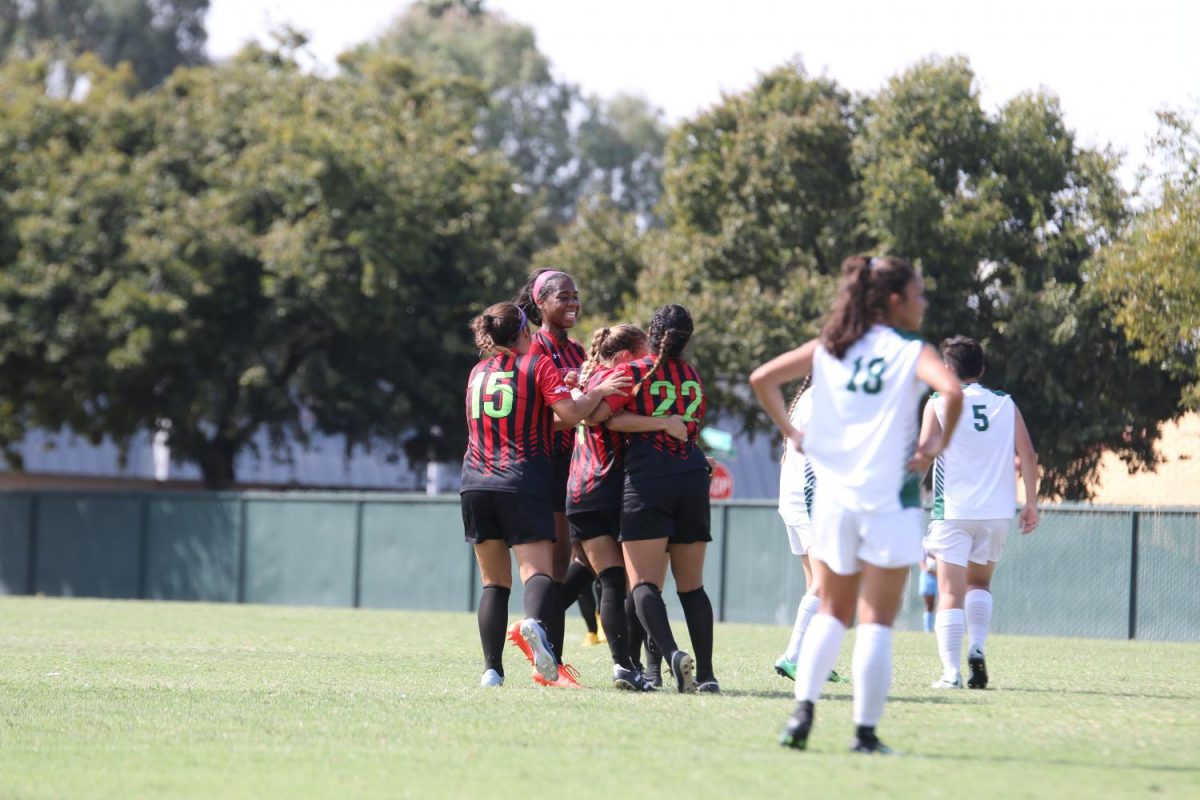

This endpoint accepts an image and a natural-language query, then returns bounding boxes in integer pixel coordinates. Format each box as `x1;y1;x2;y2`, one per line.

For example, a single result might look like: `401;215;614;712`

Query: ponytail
780;376;812;463
470;302;527;357
820;255;916;359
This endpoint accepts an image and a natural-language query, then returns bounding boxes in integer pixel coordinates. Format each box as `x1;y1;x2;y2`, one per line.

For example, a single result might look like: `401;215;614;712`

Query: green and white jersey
778;390;816;526
930;382;1016;520
805;325;927;513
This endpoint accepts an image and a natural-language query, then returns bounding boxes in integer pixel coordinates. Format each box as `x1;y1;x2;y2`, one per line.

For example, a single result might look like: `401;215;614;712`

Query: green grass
0;597;1197;799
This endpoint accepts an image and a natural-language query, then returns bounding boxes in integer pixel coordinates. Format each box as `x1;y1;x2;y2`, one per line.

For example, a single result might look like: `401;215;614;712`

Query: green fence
1;491;1197;642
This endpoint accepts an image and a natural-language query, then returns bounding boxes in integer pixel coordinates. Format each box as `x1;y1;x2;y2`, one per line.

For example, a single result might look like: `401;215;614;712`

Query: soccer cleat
779;700;814;750
930;674;963;689
479;669;504;687
669;650;697;694
774;655;797;681
827;670;849;683
696;679;721;694
849;731;895;755
612;663;655;692
582;631;602;647
643;660;663;689
519;618;558;683
595;614;607;643
967;648;988;689
533;661;582;689
507;621;534;665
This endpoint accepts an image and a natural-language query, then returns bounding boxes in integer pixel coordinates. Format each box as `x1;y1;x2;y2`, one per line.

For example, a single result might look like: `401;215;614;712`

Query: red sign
709;461;734;500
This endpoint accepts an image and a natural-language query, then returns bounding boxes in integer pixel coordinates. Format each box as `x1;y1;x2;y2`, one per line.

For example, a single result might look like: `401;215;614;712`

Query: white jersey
804;325;927;513
931;382;1017;520
778;390;816;526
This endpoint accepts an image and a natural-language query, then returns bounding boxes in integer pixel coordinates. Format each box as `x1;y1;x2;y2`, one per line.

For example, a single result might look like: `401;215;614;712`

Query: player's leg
625;537;694;693
671;540;717;692
582;532;650;690
966;559;998;688
513;539;560;684
473;538;513;687
547;511;572;666
932;558;968;688
849;562;909;754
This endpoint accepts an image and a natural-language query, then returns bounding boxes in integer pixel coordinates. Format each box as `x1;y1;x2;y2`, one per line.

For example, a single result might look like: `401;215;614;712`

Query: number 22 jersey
620;356;708;479
460;353;571;498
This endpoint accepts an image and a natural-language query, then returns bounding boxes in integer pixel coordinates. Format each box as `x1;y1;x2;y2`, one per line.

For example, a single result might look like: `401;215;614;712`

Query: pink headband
532;270;565;301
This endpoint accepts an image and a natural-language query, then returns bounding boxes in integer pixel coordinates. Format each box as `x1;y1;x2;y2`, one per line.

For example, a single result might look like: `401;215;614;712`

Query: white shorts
809;496;924;576
924;519;1010;567
785;522;814;556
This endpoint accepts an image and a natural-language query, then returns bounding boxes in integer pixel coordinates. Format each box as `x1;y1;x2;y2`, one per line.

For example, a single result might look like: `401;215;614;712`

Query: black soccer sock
548;580;568;665
563;560;597;633
577;579;599;633
625;592;646;665
522;572;555;633
679;586;715;682
597;567;632;668
632;582;678;657
478;584;511;676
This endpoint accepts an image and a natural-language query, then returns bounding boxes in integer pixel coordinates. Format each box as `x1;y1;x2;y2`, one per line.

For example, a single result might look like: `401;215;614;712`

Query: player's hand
594;371;632;396
785;424;804;453
563;369;580;389
907;437;940;474
1018;502;1039;534
663;414;688;442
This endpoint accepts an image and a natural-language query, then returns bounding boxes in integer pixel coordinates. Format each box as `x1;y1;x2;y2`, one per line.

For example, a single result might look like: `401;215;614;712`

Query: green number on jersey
972;404;989;431
681;380;703;422
846;357;886;394
650;380;677;416
470;370;515;419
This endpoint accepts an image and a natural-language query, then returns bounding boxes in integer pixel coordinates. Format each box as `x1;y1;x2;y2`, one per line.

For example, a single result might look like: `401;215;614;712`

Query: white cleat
480;669;504;687
930;674;964;689
519;618;559;683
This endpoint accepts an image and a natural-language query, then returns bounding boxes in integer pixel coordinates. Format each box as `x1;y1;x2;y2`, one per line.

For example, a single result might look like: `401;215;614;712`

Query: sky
207;0;1200;190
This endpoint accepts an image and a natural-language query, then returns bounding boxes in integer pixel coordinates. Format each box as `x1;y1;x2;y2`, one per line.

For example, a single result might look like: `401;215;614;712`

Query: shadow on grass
911;751;1200;774
997;686;1200;702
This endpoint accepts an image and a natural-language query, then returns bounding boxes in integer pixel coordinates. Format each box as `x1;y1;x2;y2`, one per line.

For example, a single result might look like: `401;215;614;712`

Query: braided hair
579;324;648;386
633;304;694;393
469;302;527;357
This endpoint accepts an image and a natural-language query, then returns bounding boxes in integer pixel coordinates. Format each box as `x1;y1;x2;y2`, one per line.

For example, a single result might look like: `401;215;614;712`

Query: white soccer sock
784;594;822;662
935;608;965;679
851;623;893;727
794;614;847;703
966;589;993;654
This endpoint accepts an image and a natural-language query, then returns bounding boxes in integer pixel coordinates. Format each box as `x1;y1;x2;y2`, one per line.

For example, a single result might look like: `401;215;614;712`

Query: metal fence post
26;494;40;596
236;496;248;604
1128;510;1141;640
718;503;731;623
136;496;150;599
352;500;365;608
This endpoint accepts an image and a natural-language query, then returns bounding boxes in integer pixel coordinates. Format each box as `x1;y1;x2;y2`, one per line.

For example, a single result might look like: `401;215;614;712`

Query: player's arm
917;397;943;473
1014;405;1040;534
909;344;962;473
550;369;631;427
604;410;688;441
749;339;819;450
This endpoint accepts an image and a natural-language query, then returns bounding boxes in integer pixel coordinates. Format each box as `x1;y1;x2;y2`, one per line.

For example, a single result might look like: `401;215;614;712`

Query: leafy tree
1093;110;1200;408
0;0;209;89
0;46;535;487
351;0;667;224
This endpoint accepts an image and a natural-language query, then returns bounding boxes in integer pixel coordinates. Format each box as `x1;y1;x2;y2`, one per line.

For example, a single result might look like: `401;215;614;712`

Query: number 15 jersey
460;353;571;498
804;325;927;513
621;356;708;478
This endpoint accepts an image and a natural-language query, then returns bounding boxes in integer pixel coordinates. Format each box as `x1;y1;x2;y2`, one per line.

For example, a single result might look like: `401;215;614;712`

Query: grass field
1;597;1198;799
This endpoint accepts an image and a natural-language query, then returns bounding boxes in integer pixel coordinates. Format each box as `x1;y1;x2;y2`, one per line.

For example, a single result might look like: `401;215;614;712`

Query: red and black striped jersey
566;364;633;512
621;356;709;478
460;352;571;497
529;330;587;459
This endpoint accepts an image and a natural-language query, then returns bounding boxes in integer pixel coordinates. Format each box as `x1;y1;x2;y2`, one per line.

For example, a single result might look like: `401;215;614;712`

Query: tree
0;0;209;89
350;0;667;224
0;46;536;487
1093;110;1200;408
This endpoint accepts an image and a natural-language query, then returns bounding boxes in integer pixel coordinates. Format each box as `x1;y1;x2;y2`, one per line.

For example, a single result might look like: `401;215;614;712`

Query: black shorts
620;470;712;544
549;455;571;513
567;506;621;542
461;491;555;546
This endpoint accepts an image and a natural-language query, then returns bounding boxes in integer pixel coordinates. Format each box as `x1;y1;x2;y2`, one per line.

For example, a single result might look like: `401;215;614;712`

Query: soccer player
919;554;938;633
922;335;1040;689
514;268;589;682
751;255;963;753
462;302;631;688
568;323;689;691
773;380;845;685
620;304;717;694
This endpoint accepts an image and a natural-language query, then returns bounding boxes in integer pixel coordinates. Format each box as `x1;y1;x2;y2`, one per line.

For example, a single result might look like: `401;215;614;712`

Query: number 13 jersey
805;325;927;513
621;356;709;478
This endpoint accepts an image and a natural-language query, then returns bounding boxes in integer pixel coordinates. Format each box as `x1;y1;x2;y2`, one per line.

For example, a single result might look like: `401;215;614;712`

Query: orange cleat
532;662;583;689
507;621;534;665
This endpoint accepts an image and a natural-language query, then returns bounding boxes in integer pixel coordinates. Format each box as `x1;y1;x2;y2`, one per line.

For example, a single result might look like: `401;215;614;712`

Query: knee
598;566;627;596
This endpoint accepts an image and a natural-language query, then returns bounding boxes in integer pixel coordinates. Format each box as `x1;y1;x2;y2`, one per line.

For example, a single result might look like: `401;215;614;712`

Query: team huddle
461;256;1040;754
